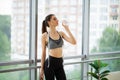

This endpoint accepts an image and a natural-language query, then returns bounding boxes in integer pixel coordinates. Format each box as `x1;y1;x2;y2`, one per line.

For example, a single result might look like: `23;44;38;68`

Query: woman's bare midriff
49;47;63;58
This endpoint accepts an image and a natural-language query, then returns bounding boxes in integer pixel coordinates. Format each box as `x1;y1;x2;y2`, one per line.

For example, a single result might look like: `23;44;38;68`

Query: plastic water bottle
62;20;69;26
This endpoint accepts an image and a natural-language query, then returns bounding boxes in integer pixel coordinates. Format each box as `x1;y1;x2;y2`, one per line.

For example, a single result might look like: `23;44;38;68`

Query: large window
89;0;120;54
0;0;120;80
89;0;120;79
0;70;29;80
0;0;30;80
0;0;30;61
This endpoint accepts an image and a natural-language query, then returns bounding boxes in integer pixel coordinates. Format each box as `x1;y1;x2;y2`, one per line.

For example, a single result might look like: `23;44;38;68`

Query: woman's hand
62;20;69;30
40;68;44;80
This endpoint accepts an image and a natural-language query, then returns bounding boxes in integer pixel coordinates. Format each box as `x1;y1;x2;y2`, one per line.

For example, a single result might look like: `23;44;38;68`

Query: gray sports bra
47;32;64;49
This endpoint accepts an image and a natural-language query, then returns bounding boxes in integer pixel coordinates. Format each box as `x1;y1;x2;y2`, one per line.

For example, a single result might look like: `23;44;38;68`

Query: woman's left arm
60;24;76;45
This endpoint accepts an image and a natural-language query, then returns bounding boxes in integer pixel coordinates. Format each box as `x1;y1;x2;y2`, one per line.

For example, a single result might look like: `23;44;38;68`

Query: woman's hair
42;14;54;33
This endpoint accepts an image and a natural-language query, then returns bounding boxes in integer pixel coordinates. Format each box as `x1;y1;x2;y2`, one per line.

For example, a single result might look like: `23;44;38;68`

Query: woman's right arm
40;33;47;79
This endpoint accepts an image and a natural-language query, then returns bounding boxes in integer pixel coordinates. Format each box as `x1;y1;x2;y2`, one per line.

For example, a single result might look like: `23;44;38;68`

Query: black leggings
44;56;66;80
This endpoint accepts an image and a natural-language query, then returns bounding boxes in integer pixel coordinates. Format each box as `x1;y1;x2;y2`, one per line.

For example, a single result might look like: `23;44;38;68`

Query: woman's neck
49;27;57;34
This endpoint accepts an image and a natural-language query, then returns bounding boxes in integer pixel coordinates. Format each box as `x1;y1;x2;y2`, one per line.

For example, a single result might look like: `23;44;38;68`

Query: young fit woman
40;14;76;80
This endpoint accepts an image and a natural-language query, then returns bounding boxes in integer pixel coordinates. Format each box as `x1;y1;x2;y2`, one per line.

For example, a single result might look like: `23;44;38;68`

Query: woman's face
48;15;59;27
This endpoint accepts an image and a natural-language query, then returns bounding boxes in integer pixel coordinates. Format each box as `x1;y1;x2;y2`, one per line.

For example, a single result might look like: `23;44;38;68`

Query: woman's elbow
72;40;77;45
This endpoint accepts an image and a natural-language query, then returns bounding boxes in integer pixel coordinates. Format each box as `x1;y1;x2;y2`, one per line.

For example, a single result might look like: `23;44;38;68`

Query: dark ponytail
42;14;55;34
42;20;47;33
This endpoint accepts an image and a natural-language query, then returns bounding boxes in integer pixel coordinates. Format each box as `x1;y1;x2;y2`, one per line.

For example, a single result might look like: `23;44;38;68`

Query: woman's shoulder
58;31;65;37
58;31;63;36
41;32;48;40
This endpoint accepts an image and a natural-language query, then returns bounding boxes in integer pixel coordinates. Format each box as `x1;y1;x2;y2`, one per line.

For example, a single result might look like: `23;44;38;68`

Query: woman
40;14;76;80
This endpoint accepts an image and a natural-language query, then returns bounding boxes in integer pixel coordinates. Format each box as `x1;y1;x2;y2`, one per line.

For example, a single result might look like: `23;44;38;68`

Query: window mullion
81;0;90;80
29;0;38;80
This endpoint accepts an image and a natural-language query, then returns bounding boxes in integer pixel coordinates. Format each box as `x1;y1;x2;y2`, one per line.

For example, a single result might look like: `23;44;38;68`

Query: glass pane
65;64;81;80
0;0;30;61
88;58;120;80
90;55;120;70
89;0;120;54
37;69;40;80
38;0;82;58
0;70;29;80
